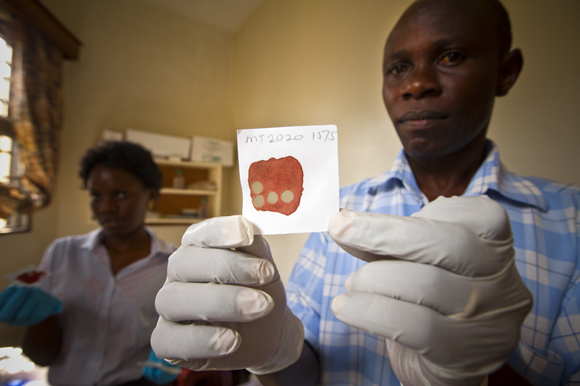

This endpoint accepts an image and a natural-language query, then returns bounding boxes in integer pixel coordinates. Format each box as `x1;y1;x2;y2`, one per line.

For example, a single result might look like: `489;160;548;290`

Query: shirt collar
374;140;548;211
464;141;548;210
79;227;176;257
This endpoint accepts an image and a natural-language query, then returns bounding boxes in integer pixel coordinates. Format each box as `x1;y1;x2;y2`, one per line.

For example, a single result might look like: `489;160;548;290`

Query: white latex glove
328;196;533;386
150;216;304;374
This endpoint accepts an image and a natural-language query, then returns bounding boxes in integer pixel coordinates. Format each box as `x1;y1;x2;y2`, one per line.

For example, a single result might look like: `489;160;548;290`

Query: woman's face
86;165;155;238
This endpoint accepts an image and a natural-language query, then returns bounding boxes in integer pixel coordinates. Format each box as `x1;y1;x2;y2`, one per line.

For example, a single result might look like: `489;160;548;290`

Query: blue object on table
0;286;62;326
142;349;181;385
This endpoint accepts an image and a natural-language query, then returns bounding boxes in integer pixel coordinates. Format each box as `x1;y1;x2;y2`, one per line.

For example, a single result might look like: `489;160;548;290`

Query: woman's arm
22;314;63;366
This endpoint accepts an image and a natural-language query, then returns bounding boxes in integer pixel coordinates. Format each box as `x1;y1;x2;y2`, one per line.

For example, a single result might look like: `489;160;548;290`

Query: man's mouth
398;110;448;123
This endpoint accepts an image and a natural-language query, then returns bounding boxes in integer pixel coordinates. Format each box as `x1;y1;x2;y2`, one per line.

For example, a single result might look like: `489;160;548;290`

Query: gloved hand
0;286;62;326
150;215;304;374
142;348;181;385
328;195;533;386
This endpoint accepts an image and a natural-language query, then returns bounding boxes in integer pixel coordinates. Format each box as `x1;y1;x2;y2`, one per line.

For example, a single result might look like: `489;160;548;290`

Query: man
150;0;580;385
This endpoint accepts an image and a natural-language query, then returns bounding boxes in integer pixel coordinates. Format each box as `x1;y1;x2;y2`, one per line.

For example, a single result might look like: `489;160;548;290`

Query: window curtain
0;15;64;218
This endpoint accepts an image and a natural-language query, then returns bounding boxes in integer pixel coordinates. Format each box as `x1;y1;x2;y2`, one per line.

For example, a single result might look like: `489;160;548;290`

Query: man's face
382;2;502;160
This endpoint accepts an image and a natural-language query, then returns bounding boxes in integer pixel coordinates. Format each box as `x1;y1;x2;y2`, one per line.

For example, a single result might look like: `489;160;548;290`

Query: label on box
125;129;190;160
237;125;339;235
191;136;234;166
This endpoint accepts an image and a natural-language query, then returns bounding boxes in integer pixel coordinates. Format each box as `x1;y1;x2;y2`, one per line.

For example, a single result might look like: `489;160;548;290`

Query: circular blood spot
253;195;264;207
267;192;278;204
281;190;294;203
251;181;263;194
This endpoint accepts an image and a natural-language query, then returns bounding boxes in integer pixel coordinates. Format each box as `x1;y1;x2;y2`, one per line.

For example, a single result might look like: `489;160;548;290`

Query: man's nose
402;64;442;100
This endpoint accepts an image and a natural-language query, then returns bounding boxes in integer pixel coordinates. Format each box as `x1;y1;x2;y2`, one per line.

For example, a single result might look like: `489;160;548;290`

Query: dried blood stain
248;156;304;215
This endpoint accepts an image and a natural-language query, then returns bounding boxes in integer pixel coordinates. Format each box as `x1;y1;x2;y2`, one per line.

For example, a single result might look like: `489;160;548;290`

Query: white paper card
237;125;339;235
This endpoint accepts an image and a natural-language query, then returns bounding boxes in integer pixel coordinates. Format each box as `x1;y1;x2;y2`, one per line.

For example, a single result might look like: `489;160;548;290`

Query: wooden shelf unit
146;158;222;226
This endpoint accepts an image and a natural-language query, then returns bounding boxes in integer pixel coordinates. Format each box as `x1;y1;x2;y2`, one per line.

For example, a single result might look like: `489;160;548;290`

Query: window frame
0;30;30;235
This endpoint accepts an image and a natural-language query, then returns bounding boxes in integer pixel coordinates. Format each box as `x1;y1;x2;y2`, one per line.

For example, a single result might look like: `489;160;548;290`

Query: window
0;35;11;117
0;33;29;234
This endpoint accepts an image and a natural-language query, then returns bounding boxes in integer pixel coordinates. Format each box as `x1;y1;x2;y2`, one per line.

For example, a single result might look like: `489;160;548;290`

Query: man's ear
496;48;523;96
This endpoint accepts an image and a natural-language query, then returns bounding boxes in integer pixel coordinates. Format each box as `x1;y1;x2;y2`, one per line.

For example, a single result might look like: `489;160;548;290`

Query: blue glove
142;349;181;385
0;286;62;326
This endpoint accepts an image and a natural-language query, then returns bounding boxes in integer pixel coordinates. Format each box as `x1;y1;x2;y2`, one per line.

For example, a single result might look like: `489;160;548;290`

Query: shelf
154;158;221;169
159;188;218;196
145;217;205;225
151;158;223;226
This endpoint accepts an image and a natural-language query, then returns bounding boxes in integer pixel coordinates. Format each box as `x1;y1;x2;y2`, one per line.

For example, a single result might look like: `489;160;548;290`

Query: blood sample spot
267;192;278;204
281;190;294;203
252;181;263;194
248;156;304;215
253;195;264;208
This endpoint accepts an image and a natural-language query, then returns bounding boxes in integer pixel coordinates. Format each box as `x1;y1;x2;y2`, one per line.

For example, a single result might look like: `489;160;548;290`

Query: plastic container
172;169;185;189
198;197;208;218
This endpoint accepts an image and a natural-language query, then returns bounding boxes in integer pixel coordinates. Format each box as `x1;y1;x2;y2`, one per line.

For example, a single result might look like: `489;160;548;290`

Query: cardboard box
125;129;190;160
191;136;234;166
101;129;124;141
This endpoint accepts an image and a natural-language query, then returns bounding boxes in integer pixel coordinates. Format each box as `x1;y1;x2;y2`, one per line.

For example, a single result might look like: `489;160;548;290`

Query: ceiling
138;0;265;32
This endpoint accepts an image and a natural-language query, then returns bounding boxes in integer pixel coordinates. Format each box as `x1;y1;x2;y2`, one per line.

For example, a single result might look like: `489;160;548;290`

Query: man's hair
78;140;162;191
484;0;513;55
405;0;513;56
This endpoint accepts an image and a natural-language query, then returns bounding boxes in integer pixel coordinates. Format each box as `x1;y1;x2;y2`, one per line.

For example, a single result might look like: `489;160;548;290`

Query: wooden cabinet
146;158;222;225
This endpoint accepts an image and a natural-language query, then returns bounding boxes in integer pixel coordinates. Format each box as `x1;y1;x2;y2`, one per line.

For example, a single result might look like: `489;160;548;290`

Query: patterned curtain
0;15;64;218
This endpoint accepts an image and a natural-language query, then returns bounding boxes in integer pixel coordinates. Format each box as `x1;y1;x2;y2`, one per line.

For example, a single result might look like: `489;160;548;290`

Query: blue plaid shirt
287;141;580;386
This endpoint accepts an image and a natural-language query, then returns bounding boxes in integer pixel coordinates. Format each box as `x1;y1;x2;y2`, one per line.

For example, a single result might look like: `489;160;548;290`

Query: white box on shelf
125;129;190;160
101;129;124;141
190;136;234;167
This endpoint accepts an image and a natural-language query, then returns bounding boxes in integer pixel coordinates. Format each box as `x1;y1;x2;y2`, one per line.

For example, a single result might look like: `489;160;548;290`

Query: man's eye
90;192;101;200
439;52;465;65
387;64;409;76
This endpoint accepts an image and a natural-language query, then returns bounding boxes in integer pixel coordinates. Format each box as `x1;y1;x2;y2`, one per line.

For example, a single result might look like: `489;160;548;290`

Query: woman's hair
78;140;162;191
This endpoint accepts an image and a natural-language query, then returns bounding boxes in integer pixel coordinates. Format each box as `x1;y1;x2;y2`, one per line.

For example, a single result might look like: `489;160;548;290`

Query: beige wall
45;0;237;246
50;0;237;243
0;0;236;345
233;0;580;283
0;0;578;344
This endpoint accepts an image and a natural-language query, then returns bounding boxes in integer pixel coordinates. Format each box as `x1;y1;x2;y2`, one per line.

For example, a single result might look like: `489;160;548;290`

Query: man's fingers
346;260;477;316
151;318;241;360
413;196;512;242
156;282;274;323
181;215;255;249
331;291;521;368
234;235;280;281
331;292;456;354
174;216;278;285
167;245;276;285
152;319;268;371
152;281;288;370
328;210;504;276
236;235;273;262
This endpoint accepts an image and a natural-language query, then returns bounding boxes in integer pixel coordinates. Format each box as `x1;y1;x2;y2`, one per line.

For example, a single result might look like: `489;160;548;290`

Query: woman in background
0;140;179;386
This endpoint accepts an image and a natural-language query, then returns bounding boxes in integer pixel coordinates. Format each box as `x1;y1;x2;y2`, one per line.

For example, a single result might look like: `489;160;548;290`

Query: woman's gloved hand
150;216;304;374
328;195;533;386
142;349;181;385
0;286;62;326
